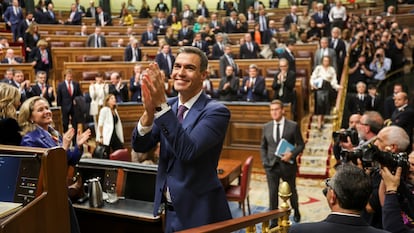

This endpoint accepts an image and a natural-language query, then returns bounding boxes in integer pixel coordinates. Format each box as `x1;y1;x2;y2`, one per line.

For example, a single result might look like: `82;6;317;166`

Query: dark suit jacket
109;83;129;102
329;38;347;64
86;34;107;47
261;118;304;169
29;47;53;72
3;6;23;25
66;11;82;25
240;76;266;101
192;40;209;55
21;126;81;166
391;106;414;141
289;214;391;233
0;118;21;145
141;31;158;46
44;10;60;24
224;19;238;33
56;80;82;115
155;52;175;78
85;7;97;18
239;42;260;59
262;28;277;44
196;7;209;18
272;70;296;103
29;83;55;106
348;94;370;114
95;12;112;26
283;14;298;31
219;54;238;78
314;47;337;70
1;57;23;64
23;32;40;52
382;193;412;233
383;95;396;120
366;94;383;113
124;45;142;62
177;28;194;46
131;94;232;230
211;43;224;60
129;76;142;102
218;74;239;101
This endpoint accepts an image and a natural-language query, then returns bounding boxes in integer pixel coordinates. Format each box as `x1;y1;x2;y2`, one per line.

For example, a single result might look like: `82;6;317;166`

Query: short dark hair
331;165;372;211
177;46;208;72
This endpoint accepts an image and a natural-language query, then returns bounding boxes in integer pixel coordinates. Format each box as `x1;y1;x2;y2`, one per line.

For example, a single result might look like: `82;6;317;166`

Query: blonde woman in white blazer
89;74;109;130
97;94;124;155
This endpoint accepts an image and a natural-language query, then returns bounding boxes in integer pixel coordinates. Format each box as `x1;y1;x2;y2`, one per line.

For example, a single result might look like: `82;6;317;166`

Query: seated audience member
141;23;158;46
109;72;129;103
86;26;107;48
1;68;14;85
0;83;22;145
155;44;175;78
193;15;207;34
1;48;23;64
177;19;194;46
383;83;404;120
211;33;225;60
191;32;209;55
124;39;142;62
239;33;260;59
290;165;390;233
155;0;169;12
348;81;369;115
283;5;298;32
85;0;97;18
129;64;143;102
11;70;31;103
203;66;216;98
95;6;112;26
120;8;133;26
369;47;391;83
381;151;414;233
219;45;238;78
153;11;168;35
390;92;414;145
218;65;239;101
240;64;266;102
139;0;151;18
164;27;178;46
65;3;82;25
29;71;55;106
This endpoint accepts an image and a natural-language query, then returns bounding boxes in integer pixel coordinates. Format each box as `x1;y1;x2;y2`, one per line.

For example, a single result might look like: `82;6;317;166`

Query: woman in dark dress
24;23;40;61
0;83;21;145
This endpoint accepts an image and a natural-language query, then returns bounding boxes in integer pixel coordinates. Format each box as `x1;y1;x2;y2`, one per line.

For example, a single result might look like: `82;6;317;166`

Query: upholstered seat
226;156;254;216
69;41;85;47
99;55;112;61
109;148;131;162
82;71;100;81
55;31;68;35
50;41;65;47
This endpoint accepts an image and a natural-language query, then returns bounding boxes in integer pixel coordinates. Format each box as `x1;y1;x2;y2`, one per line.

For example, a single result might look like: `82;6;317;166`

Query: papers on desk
274;139;295;164
0;201;22;218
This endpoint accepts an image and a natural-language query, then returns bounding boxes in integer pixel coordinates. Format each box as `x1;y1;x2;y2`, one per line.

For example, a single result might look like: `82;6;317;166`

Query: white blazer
89;83;108;116
97;106;124;146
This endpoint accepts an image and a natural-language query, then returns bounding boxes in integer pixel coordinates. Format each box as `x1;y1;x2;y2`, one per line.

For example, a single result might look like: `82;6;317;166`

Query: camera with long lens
333;128;359;146
341;143;409;175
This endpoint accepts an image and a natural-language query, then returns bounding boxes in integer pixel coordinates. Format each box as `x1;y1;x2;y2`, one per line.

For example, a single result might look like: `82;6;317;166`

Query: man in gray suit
314;37;337;70
261;100;304;226
86;26;107;48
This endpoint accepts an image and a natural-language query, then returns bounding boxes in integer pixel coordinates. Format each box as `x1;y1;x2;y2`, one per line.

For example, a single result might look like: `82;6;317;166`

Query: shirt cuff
137;120;153;136
154;104;171;118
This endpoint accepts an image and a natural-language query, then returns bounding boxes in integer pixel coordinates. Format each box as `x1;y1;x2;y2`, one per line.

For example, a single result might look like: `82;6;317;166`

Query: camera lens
376;54;380;58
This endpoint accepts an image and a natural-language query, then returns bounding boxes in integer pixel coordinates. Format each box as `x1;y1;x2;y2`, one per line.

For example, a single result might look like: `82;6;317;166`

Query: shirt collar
273;117;285;125
178;90;203;110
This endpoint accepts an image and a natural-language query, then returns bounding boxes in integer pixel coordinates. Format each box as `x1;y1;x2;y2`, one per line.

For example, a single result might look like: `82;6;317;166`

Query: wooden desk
218;159;242;189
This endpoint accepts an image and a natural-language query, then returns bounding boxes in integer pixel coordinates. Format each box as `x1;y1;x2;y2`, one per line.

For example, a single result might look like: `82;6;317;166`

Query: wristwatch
155;102;169;112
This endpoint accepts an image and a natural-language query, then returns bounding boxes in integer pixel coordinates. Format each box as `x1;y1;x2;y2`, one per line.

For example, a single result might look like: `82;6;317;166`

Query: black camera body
333;128;359;146
341;143;409;175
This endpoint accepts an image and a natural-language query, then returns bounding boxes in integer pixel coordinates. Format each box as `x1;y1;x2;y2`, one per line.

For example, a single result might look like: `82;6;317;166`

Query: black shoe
294;213;301;222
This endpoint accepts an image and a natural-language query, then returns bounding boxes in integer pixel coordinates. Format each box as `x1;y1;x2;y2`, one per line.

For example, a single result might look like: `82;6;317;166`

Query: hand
223;82;230;89
62;128;75;150
381;166;401;192
76;129;91;146
281;151;293;163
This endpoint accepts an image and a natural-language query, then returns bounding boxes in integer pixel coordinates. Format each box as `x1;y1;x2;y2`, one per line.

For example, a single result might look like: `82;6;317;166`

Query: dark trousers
105;130;123;155
165;209;184;233
265;161;299;225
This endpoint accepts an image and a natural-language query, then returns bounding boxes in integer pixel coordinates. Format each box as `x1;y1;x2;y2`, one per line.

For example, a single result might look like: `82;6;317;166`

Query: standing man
3;0;23;42
131;47;232;232
57;69;82;132
108;72;129;103
29;70;55;106
124;38;142;62
289;165;390;233
390;92;414;146
155;44;175;78
86;26;107;48
261;100;304;226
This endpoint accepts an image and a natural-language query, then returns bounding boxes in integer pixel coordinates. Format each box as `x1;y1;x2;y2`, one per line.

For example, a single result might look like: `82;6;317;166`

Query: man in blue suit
3;0;23;42
132;47;232;232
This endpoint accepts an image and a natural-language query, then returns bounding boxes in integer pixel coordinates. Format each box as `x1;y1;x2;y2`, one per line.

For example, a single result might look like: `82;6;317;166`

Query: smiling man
131;47;232;232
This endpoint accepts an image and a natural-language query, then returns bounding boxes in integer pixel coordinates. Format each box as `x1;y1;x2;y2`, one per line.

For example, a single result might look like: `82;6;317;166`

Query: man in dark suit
45;3;63;24
261;100;304;226
108;72;128;103
141;23;158;47
177;19;194;46
3;0;23;41
283;5;298;31
191;32;209;56
155;44;175;78
272;58;296;105
348;81;370;115
10;69;31;104
391;92;414;145
85;0;97;18
255;8;269;33
314;37;337;70
239;33;260;59
18;11;34;39
124;39;142;62
129;64;143;102
209;13;222;34
29;71;55;106
95;6;112;26
1;68;14;85
211;33;225;60
329;27;347;80
131;47;232;232
1;48;23;64
86;26;107;47
312;3;330;36
240;64;266;101
278;40;296;73
64;3;82;25
383;83;404;120
225;11;239;33
219;44;238;78
289;165;390;233
262;20;278;45
366;84;382;113
218;65;239;101
57;69;82;132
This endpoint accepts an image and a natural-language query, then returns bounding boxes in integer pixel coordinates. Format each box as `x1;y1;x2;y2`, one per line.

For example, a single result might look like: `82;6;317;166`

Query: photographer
333;113;361;165
348;54;374;91
381;153;414;233
369;47;391;83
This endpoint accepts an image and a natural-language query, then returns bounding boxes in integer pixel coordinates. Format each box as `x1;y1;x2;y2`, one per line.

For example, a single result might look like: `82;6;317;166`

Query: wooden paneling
0;63;35;82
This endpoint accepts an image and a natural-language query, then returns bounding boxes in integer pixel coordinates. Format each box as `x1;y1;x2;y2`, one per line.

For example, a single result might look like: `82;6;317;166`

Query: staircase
297;114;337;178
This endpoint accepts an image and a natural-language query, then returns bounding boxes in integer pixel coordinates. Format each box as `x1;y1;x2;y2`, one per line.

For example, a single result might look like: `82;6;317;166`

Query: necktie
49;11;54;19
276;123;280;142
148;32;152;41
96;35;100;48
183;28;187;35
177;105;188;123
67;81;72;96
